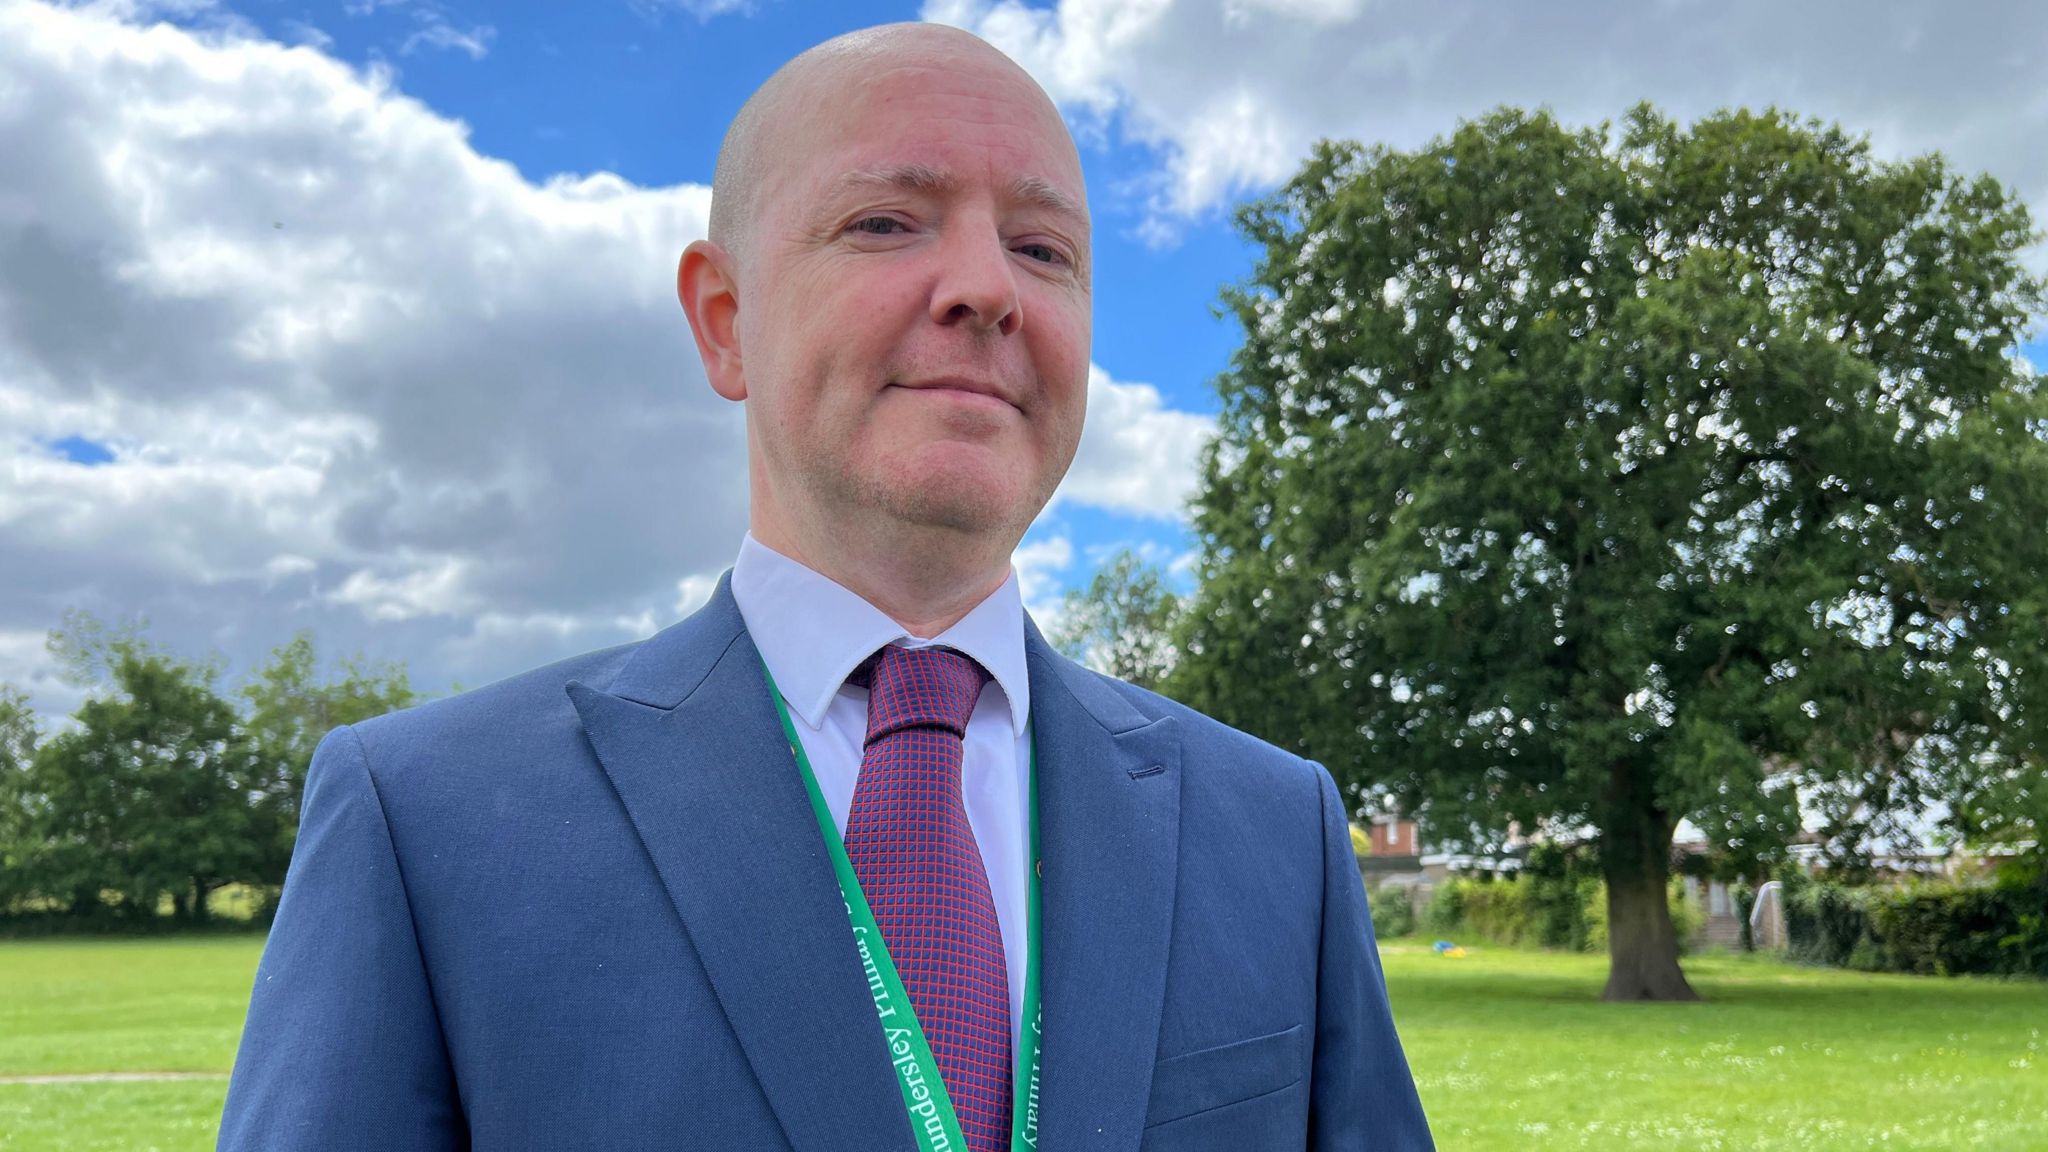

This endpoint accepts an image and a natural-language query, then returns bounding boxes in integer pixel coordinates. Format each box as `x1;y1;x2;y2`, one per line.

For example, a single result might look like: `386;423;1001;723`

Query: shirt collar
729;530;1030;735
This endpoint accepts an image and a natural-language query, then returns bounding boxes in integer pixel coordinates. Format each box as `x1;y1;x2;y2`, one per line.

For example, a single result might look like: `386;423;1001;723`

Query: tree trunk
1602;855;1698;1000
1600;770;1700;1001
191;878;211;925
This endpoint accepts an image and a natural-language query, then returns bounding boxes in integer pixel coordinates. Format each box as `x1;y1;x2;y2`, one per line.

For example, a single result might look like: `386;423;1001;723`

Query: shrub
1732;879;1757;952
1524;841;1599;950
1872;880;2048;978
1369;885;1416;939
1776;869;2048;979
1669;879;1705;952
1423;879;1466;936
1845;937;1888;972
1425;870;1704;955
1456;876;1538;946
1782;872;1841;964
1815;883;1874;966
1783;880;1878;966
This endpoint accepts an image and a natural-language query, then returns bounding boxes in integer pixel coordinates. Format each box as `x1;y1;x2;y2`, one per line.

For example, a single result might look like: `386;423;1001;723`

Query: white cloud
280;19;335;49
1223;0;1366;27
629;0;757;23
1012;533;1074;631
1052;363;1215;520
400;19;493;60
337;0;493;61
329;556;479;622
674;573;719;616
0;629;82;727
0;0;745;714
928;0;2048;251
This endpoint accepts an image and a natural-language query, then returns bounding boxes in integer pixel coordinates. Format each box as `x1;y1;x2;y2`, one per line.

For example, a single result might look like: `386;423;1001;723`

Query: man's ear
678;239;745;401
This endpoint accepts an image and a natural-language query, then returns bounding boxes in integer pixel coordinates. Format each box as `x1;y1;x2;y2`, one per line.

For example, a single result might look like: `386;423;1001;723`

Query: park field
1;936;2043;1150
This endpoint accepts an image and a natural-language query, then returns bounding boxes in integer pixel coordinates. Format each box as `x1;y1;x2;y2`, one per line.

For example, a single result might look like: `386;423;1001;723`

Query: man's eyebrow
823;164;1088;231
1008;174;1087;230
827;163;954;200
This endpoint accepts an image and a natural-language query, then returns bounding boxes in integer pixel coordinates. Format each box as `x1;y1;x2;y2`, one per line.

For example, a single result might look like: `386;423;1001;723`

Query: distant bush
1524;842;1600;951
1423;868;1702;955
1732;879;1757;952
1784;879;1877;967
1780;868;2048;979
1453;876;1539;947
1369;885;1416;939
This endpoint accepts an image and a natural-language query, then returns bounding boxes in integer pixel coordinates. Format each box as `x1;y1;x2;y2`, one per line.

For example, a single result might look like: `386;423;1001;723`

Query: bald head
676;18;1093;624
708;23;1072;272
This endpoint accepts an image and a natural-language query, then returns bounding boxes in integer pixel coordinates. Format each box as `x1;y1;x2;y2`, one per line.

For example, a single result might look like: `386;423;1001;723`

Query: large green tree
1172;105;2048;999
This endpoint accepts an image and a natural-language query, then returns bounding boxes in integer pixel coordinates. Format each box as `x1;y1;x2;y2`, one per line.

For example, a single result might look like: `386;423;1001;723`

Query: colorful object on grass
1432;940;1467;958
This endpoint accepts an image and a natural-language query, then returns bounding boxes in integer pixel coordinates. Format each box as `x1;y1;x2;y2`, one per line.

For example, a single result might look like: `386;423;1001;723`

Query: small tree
1176;105;2048;1000
0;686;42;911
1047;548;1187;693
240;633;416;888
26;626;261;921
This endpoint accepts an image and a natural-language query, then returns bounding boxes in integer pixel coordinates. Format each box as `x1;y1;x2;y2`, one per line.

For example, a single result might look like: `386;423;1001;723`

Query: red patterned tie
845;644;1011;1152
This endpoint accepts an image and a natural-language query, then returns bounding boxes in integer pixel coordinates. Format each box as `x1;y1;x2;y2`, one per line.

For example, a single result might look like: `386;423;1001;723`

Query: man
218;21;1432;1152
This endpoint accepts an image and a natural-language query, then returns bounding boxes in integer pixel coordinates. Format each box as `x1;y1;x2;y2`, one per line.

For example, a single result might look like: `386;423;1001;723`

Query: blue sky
2;0;2043;718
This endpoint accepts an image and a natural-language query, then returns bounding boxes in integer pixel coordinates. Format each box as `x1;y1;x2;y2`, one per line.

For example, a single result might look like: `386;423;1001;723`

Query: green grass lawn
1;935;2042;1150
1383;941;2047;1149
0;937;255;1152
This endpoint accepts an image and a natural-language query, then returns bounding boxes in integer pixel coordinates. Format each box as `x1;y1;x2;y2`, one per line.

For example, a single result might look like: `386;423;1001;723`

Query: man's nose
929;218;1021;336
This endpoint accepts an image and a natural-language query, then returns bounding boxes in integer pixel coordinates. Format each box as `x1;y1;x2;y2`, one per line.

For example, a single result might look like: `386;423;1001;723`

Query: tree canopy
1172;104;2048;1000
1047;547;1187;693
0;615;416;924
14;623;259;921
239;633;416;889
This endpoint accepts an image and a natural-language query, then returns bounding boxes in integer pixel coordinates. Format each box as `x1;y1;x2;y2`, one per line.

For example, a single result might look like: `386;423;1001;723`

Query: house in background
1366;815;1423;859
1357;811;1427;891
1355;809;1533;888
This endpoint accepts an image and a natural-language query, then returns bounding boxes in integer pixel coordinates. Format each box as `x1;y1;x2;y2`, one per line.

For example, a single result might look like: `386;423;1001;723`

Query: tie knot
850;644;991;743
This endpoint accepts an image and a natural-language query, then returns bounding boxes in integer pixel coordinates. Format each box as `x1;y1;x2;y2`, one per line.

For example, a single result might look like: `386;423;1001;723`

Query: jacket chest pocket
1143;1023;1304;1130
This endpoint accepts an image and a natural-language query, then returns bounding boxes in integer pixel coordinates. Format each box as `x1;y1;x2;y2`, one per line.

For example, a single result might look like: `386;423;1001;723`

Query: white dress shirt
729;531;1033;1044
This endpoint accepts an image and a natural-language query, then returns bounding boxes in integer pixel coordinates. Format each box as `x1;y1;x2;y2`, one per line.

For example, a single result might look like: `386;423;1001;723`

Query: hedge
1779;864;2048;978
1368;885;1416;939
1416;869;1704;954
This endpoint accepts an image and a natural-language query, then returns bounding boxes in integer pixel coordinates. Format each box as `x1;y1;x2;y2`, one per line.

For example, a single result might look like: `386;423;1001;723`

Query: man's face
736;50;1091;545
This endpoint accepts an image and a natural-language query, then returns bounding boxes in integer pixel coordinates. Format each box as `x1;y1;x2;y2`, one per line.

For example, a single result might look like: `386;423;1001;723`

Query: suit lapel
1024;615;1183;1149
567;573;914;1152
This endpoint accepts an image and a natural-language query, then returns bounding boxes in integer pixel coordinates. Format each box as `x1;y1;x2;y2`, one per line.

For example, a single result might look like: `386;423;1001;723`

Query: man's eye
849;216;907;235
1017;243;1065;265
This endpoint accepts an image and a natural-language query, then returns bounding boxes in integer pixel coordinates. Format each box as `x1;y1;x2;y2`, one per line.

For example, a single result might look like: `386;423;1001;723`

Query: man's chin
871;474;1023;536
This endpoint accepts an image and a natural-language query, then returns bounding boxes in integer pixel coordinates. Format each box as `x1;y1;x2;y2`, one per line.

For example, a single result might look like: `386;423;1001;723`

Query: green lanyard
761;657;1042;1152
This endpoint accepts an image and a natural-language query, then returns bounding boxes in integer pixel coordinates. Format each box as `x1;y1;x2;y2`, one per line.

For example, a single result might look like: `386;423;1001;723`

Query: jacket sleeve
217;724;466;1151
1306;760;1434;1150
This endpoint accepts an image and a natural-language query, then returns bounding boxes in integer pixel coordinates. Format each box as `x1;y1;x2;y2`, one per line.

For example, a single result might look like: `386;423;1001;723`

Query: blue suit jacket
218;572;1433;1150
